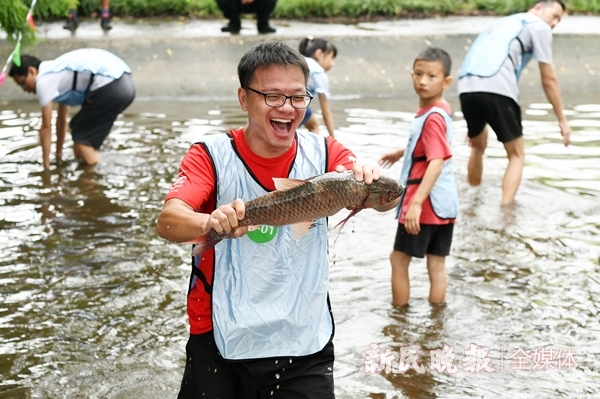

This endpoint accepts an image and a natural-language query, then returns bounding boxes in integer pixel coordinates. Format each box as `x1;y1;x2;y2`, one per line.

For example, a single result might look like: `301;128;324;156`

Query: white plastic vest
200;130;333;360
459;13;539;80
399;107;459;220
38;48;131;106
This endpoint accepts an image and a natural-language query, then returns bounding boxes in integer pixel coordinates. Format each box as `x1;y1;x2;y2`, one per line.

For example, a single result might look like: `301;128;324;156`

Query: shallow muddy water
1;93;599;399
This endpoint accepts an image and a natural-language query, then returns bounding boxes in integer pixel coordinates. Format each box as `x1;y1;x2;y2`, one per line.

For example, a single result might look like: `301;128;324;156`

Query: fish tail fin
182;233;222;256
191;237;223;256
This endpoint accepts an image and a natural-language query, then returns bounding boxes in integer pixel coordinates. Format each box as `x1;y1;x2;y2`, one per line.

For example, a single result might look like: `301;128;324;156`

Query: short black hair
298;37;338;58
534;0;566;11
8;55;41;77
413;47;452;77
237;42;309;88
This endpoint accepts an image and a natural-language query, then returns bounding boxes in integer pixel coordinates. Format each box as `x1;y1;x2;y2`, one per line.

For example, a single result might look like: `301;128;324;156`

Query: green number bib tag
247;225;278;244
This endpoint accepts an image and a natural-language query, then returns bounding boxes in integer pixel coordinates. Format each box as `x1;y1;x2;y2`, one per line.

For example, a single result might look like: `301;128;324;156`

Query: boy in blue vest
9;48;135;169
379;47;458;306
458;0;570;204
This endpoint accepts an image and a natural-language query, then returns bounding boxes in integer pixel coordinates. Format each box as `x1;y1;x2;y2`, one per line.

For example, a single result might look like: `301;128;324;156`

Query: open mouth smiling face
270;117;293;138
240;64;308;158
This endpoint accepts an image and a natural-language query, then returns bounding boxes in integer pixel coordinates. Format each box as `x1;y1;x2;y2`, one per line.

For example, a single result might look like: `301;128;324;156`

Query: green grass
22;0;600;19
2;0;599;44
79;0;220;17
272;0;600;19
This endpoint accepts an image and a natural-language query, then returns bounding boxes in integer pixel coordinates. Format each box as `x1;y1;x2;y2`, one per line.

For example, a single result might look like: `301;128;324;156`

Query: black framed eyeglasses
245;86;313;109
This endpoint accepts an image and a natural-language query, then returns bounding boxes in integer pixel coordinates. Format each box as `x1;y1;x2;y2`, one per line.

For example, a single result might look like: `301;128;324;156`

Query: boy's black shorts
70;73;136;149
178;331;335;399
459;92;522;143
393;223;454;258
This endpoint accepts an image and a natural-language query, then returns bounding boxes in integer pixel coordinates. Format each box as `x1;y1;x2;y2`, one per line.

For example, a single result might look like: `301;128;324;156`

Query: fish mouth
270;117;292;137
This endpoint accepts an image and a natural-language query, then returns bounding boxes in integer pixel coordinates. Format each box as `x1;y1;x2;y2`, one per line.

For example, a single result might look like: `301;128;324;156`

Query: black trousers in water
177;331;335;399
69;73;136;149
216;0;278;27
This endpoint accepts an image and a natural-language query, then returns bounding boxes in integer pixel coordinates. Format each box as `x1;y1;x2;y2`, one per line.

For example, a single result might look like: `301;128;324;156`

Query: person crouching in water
10;48;135;169
298;36;338;138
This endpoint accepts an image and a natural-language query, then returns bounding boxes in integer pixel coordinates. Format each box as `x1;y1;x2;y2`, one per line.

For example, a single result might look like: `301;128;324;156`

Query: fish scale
202;171;403;245
235;173;371;228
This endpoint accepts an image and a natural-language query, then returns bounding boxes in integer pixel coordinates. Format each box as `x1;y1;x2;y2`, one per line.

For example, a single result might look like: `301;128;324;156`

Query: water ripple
1;98;599;398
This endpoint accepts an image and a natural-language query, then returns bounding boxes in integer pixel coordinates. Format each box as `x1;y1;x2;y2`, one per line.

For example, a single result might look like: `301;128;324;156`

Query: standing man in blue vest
156;41;390;398
458;0;571;204
9;48;135;169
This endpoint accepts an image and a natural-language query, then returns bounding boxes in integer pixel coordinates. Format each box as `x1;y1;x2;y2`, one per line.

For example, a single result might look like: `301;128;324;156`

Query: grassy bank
2;0;599;46
28;0;600;19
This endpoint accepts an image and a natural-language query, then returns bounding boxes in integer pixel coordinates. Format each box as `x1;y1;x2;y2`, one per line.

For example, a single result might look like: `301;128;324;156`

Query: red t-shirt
399;102;455;225
165;128;357;334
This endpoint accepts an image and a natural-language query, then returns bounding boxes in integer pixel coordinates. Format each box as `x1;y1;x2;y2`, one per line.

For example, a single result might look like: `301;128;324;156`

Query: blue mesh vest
198;130;333;360
37;48;131;106
459;13;539;81
398;107;458;220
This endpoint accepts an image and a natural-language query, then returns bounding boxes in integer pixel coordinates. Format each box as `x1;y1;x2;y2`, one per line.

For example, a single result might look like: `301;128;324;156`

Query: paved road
1;16;599;101
3;15;600;40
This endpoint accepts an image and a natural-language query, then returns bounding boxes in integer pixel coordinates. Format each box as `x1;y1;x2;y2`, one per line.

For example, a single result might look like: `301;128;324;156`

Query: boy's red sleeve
164;144;216;211
326;137;358;171
422;113;452;161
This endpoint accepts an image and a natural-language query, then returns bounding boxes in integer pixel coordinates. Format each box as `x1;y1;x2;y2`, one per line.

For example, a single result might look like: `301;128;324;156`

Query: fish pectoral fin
334;207;363;230
290;220;313;239
272;177;307;191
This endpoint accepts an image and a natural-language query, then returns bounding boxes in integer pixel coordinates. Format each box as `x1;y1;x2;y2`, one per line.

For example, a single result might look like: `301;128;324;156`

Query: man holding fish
157;41;402;398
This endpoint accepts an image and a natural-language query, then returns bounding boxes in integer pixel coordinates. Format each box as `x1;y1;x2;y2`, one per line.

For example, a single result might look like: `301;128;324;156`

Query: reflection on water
1;96;599;398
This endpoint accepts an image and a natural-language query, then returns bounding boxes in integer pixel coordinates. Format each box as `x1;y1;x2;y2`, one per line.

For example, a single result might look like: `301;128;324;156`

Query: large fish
188;170;404;255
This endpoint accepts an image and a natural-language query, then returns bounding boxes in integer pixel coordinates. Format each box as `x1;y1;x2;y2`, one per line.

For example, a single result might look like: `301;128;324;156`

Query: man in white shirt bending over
10;48;135;169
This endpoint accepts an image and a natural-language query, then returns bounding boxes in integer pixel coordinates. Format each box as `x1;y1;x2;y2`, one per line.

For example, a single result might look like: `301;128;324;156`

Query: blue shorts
301;106;313;126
